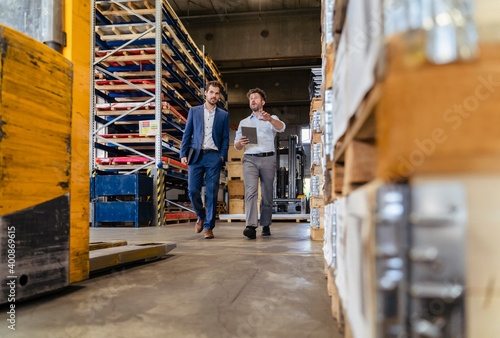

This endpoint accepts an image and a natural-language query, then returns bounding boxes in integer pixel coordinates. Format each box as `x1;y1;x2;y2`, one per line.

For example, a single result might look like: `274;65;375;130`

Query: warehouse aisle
7;221;341;338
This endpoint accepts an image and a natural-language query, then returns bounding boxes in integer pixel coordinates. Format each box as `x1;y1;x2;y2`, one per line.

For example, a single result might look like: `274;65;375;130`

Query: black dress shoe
243;226;256;239
262;226;271;236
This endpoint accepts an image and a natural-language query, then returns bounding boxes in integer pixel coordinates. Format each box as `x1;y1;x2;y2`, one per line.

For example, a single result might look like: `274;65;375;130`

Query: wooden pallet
342;140;376;195
310;226;324;241
95;101;186;123
228;180;245;199
324;164;344;204
95;77;192;106
328;40;500;194
96;107;180;118
98;133;181;147
216;201;228;214
97;22;202;76
311;130;322;144
323;41;334;90
97;2;156;24
228;144;244;162
165;217;195;224
310;97;322;114
229;199;245;214
96;156;187;170
111;95;191;109
95;1;207;78
227;163;244;180
164;211;197;224
377;40;500;179
311;164;323;176
310;196;325;208
95;46;201;95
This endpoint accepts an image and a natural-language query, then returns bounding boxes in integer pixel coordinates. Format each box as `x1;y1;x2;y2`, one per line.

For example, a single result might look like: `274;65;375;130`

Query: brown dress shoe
204;229;214;239
195;218;204;233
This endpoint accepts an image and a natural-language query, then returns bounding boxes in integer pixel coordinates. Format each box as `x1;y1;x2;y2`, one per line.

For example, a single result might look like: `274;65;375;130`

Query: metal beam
221;64;318;74
179;7;320;21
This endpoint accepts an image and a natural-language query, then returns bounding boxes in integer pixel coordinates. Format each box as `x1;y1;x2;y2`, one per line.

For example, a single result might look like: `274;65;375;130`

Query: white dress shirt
234;113;286;154
203;105;218;150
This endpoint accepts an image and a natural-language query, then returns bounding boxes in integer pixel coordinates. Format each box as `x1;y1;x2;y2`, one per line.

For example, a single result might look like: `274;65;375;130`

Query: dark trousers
188;152;222;230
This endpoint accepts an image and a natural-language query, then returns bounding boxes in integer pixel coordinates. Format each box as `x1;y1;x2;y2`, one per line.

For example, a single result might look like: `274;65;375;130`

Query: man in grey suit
180;81;229;239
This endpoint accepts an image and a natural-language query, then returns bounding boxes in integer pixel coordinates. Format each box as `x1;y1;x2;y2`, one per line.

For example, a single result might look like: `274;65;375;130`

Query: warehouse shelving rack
90;0;227;227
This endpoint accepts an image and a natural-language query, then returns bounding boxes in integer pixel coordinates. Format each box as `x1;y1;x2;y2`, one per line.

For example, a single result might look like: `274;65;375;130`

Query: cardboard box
228;180;245;198
227;163;243;180
229;198;245;214
228;144;244;162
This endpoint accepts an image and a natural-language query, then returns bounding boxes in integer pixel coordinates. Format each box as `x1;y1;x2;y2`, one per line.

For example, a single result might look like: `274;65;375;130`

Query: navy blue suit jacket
180;104;229;164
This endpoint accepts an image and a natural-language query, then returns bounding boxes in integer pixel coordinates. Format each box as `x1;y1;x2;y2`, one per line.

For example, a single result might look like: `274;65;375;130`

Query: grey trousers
242;154;276;228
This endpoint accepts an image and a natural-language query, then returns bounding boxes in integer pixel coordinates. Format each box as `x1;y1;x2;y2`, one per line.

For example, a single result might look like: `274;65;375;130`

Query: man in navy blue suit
180;81;229;239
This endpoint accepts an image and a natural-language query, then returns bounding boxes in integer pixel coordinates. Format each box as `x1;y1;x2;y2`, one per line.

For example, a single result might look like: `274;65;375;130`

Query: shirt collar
204;104;216;114
249;113;262;119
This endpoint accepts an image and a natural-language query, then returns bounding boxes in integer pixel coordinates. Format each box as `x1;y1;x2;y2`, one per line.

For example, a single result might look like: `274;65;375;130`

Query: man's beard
251;105;260;112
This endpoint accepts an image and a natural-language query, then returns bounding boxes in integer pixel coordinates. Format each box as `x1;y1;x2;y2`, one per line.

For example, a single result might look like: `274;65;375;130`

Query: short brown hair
247;88;266;101
206;81;223;92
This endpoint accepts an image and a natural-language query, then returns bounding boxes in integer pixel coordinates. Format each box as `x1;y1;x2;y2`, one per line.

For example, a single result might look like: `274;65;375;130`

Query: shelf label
139;120;159;136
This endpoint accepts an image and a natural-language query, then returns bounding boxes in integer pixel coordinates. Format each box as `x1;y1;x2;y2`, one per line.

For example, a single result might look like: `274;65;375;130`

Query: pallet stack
318;0;500;337
309;98;325;240
226;145;263;216
227;145;245;214
91;0;227;226
216;201;228;217
165;201;198;224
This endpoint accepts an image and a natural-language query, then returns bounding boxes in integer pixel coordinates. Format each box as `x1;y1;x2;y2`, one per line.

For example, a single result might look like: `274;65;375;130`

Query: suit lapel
213;108;220;132
212;108;221;145
197;105;204;134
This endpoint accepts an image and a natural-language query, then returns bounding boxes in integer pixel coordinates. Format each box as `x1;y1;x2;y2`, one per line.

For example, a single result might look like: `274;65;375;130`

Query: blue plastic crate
95;201;154;227
95;173;153;197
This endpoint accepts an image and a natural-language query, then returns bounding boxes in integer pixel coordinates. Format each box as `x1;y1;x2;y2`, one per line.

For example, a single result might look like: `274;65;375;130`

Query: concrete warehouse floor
2;221;342;338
